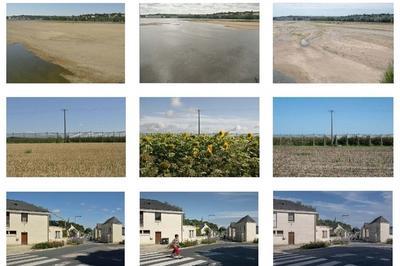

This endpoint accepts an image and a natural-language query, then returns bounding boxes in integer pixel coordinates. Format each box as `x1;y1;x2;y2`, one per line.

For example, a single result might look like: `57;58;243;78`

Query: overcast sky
140;3;259;15
274;3;393;17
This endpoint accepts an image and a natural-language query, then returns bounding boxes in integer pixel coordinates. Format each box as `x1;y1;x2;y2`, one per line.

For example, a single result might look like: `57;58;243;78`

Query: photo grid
0;0;398;266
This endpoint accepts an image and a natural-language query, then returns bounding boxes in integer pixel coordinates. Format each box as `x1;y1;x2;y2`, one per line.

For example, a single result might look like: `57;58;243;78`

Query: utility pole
197;109;201;135
61;109;68;143
329;110;334;146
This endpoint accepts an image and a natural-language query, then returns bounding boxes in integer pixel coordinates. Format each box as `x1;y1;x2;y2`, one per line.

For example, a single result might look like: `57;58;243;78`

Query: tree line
273;13;393;23
7;13;125;23
141;11;259;20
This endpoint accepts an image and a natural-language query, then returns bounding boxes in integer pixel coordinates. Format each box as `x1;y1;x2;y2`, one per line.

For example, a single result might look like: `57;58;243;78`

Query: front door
288;232;295;245
21;232;28;245
155;232;161;244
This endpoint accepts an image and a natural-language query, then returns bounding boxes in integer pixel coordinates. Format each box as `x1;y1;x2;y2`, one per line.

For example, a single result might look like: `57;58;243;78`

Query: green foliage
317;219;352;232
7;13;125;23
140;133;259;177
274;135;393;146
386;238;393;244
32;241;64;249
381;63;394;83
179;240;198;247
141;11;259;20
274;14;393;23
201;239;217;244
301;241;329;249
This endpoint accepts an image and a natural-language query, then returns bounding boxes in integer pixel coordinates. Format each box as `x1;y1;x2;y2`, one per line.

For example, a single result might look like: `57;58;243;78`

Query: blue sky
274;3;393;17
140;3;259;15
274;191;392;228
273;98;393;135
141;192;258;228
7;98;125;133
140;97;259;134
7;192;124;228
7;3;125;16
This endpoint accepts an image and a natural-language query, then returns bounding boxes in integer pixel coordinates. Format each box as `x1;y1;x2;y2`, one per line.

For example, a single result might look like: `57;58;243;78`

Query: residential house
200;223;217;238
228;215;257;242
6;199;50;245
182;225;197;242
273;199;318;245
67;225;81;238
94;216;124;244
332;224;350;240
140;199;183;245
316;226;331;242
361;216;391;243
49;226;65;241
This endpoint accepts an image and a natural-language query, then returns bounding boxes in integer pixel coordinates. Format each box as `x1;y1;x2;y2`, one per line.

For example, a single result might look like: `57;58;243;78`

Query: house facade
361;216;391;243
140;199;183;245
273;199;318;245
227;215;257;242
48;226;65;241
200;223;217;238
94;216;124;244
182;225;197;241
316;225;331;242
6;199;50;246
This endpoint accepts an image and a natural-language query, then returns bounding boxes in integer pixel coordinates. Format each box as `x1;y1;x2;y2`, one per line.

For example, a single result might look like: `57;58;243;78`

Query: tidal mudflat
140;19;259;83
273;21;393;83
7;21;125;83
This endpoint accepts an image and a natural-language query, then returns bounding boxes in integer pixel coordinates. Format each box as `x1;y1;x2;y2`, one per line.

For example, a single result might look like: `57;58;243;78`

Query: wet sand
273;21;393;83
191;19;259;30
7;21;125;83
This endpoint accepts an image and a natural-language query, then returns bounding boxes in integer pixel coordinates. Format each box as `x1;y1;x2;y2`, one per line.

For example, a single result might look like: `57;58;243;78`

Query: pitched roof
236;215;256;224
370;216;389;224
140;199;182;212
7;199;49;213
274;199;316;212
103;216;122;225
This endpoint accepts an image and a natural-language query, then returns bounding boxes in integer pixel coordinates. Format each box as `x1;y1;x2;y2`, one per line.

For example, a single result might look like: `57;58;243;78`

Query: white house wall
274;211;317;245
7;211;49;245
140;211;183;245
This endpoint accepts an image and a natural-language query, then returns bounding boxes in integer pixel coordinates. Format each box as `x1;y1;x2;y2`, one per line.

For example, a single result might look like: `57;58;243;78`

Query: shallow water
273;70;296;83
7;43;71;83
140;18;259;83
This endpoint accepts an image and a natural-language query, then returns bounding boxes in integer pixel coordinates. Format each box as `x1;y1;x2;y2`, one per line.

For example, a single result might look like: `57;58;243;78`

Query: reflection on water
7;43;71;83
273;70;296;83
140;18;259;83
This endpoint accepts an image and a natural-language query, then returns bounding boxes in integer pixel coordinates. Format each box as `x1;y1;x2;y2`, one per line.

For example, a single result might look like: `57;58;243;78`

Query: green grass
381;63;393;83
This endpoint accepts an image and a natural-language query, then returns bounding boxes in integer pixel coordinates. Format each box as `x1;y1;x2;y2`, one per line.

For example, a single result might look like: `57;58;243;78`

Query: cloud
171;98;182;108
140;3;259;15
52;209;61;213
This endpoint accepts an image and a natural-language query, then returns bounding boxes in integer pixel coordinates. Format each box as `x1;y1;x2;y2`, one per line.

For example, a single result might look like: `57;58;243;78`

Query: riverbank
7;21;125;83
190;19;259;30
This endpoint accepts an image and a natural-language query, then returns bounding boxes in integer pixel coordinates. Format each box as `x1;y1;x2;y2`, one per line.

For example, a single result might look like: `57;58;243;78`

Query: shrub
67;238;83;245
381;63;393;83
331;239;349;245
386;239;393;244
253;238;259;243
201;239;217;244
179;240;198;247
32;241;64;249
301;241;329;249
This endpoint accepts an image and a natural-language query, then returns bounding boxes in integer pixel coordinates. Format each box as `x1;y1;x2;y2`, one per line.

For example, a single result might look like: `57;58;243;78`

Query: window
55;231;61;239
140;230;150;235
273;212;277;228
288;213;295;222
322;230;328;238
365;229;369;238
140;211;143;226
21;213;28;223
7;231;17;235
122;227;125;236
275;230;284;236
7;212;10;227
189;230;194;238
155;212;161;222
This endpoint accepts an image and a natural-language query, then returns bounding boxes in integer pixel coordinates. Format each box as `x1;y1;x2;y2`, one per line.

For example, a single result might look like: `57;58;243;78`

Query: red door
155;232;161;244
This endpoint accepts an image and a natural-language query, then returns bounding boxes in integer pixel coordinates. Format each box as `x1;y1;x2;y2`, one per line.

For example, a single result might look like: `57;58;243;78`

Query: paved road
7;242;124;266
274;242;392;266
140;242;258;266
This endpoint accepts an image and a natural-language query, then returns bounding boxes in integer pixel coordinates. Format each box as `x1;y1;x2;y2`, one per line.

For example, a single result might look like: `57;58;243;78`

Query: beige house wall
140;210;183;245
48;226;65;241
274;211;317;245
316;226;331;242
182;225;197;242
7;211;49;246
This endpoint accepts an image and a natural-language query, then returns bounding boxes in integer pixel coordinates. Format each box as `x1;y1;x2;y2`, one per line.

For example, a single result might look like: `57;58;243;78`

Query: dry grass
7;143;125;177
273;146;393;177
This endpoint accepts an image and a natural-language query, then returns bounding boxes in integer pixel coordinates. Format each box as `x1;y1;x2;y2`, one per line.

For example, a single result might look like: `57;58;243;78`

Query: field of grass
274;146;393;177
140;132;259;177
7;143;125;177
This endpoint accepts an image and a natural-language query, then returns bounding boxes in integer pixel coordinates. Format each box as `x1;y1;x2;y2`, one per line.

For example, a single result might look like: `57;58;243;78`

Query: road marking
141;257;172;265
275;256;317;266
274;255;307;262
380;258;390;261
15;258;59;266
331;253;356;258
178;260;207;266
7;255;38;262
317;261;341;266
149;257;194;266
141;254;170;261
141;251;166;256
8;256;49;265
343;264;357;266
366;256;374;259
284;258;327;266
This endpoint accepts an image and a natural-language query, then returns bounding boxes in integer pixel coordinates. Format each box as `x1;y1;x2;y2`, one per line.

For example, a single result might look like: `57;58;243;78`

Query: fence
273;134;393;146
7;131;126;143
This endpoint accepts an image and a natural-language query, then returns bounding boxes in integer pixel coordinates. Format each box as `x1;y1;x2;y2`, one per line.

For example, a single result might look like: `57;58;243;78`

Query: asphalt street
140;241;258;266
7;242;124;266
274;242;392;266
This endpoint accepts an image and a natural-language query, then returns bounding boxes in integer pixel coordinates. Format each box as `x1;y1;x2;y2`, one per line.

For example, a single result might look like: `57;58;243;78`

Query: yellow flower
193;148;200;158
222;142;229;150
207;144;213;155
160;161;171;170
247;133;254;141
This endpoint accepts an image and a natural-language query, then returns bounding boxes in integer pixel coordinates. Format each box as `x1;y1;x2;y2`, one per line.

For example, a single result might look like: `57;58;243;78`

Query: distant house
361;216;391;243
200;223;217;238
67;225;81;238
49;225;65;241
273;199;318;245
140;199;183;245
182;225;197;241
6;199;50;245
227;215;257;242
94;217;124;244
316;225;331;242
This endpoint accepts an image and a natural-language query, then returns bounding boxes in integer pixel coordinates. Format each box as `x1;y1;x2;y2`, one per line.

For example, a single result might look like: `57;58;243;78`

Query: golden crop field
7;143;125;177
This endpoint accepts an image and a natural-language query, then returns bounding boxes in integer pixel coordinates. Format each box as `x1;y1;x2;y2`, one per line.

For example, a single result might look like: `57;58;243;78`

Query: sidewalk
7;245;34;255
274;244;303;253
140;244;170;254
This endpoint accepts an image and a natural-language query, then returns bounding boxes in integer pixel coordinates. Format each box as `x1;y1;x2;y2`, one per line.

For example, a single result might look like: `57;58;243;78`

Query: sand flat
273;21;393;83
191;19;259;30
7;21;125;83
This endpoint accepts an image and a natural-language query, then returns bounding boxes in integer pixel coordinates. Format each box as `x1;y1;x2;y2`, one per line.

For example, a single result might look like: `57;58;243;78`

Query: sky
7;3;125;16
274;191;392;228
7;98;125;133
140;3;259;15
274;3;393;17
140;97;259;134
273;98;393;135
141;192;258;228
7;192;124;229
